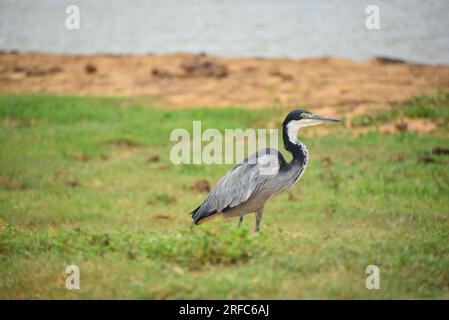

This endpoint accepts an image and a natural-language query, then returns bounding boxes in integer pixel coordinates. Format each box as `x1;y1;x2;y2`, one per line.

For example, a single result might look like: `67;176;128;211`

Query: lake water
0;0;448;64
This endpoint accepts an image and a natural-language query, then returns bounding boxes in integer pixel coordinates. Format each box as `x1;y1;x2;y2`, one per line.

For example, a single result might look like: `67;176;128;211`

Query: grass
0;93;449;299
351;91;449;127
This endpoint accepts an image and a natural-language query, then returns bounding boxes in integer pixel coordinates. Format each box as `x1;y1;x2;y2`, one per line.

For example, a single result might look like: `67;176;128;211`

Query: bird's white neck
284;121;309;166
287;121;301;145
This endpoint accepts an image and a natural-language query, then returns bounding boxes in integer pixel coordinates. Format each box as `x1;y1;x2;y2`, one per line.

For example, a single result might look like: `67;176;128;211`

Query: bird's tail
189;204;218;225
195;212;220;225
189;205;201;224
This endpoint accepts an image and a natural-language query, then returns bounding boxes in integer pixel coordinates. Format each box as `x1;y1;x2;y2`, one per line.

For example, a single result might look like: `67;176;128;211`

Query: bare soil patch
1;52;448;115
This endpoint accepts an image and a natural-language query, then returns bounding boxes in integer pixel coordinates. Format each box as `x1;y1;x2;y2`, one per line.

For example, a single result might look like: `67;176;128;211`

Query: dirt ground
1;52;449;116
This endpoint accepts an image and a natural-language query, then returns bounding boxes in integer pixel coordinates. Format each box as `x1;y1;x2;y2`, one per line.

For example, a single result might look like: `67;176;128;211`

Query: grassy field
0;93;448;299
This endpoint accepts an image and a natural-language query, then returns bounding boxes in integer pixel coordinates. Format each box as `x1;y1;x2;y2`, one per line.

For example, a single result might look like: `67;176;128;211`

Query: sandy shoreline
1;52;449;114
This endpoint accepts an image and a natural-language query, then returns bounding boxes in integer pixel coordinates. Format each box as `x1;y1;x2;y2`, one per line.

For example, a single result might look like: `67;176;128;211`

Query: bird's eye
300;112;312;119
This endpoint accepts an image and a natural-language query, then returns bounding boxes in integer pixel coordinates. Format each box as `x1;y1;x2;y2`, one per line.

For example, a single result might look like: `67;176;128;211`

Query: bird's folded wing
193;152;279;220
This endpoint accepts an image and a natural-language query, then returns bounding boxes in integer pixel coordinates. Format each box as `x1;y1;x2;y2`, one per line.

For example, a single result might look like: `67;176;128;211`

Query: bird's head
283;109;340;140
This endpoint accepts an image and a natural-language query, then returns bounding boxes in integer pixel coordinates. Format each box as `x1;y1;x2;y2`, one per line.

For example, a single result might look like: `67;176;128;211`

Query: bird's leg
238;215;243;228
255;207;264;233
238;209;244;228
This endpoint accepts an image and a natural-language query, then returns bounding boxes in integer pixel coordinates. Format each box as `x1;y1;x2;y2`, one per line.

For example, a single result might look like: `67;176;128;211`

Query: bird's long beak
306;113;340;122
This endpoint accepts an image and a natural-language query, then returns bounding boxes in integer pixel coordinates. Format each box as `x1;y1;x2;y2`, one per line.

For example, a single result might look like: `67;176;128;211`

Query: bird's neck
283;124;309;166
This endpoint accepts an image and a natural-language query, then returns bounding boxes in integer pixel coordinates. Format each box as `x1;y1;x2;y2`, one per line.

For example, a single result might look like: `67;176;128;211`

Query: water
0;0;448;64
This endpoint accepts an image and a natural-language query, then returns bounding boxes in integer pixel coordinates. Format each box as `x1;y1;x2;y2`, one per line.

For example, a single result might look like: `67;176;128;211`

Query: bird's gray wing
191;149;280;223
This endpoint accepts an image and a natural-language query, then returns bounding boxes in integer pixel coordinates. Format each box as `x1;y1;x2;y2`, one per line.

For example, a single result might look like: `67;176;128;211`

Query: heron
190;109;340;232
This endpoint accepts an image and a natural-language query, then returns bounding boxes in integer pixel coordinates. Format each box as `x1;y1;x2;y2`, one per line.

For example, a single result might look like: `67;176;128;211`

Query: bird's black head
283;109;312;126
281;108;340;159
283;109;340;128
282;109;340;146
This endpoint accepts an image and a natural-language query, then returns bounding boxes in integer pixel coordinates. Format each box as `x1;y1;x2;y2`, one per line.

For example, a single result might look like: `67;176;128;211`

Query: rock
181;59;228;78
191;179;211;193
374;56;406;64
147;155;160;163
85;63;97;74
395;122;408;132
432;147;449;155
22;65;62;76
418;156;436;164
66;180;81;188
102;138;142;148
151;67;172;78
151;214;171;220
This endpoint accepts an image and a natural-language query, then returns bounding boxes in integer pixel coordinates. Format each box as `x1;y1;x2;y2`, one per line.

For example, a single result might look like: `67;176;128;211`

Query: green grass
1;93;448;299
351;91;449;127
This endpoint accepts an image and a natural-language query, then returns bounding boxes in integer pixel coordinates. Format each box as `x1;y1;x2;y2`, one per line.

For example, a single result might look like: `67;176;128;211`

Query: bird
189;109;340;232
